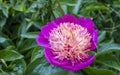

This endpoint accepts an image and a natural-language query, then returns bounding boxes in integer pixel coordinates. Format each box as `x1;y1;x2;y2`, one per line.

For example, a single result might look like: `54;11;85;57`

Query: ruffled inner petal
36;32;49;47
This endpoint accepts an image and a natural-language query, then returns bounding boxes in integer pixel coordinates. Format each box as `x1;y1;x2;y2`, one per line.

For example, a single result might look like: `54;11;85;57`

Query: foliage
0;0;120;75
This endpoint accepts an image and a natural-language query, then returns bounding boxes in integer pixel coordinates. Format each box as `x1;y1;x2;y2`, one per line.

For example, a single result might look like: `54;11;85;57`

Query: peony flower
36;14;98;71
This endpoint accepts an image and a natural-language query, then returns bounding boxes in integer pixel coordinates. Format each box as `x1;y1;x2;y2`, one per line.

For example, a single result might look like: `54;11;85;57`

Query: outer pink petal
44;47;95;71
41;21;57;38
85;18;94;34
36;32;49;47
55;17;64;25
61;55;95;71
78;17;94;34
90;30;98;50
44;47;68;66
55;14;78;25
63;14;78;24
78;16;86;27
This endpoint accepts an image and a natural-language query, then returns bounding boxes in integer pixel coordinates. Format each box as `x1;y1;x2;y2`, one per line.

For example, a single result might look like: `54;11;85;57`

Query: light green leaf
84;2;109;11
21;32;38;39
13;2;26;11
0;17;6;31
98;31;106;43
73;0;82;14
2;6;9;17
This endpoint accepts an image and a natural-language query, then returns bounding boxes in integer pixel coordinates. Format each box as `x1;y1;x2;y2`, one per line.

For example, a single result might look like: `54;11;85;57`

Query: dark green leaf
31;47;43;62
97;43;120;56
0;50;23;61
96;54;120;71
19;39;38;51
50;70;76;75
83;67;116;75
0;69;9;75
8;59;26;75
25;57;64;75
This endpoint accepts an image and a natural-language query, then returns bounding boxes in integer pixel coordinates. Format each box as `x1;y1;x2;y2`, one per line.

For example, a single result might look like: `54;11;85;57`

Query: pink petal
36;32;49;47
41;21;57;38
44;47;68;66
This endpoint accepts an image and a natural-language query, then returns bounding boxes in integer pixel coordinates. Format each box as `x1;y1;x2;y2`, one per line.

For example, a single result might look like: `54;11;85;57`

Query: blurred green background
0;0;120;75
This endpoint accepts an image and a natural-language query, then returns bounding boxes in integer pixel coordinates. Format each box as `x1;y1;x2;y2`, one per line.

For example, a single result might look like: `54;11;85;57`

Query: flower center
49;22;92;66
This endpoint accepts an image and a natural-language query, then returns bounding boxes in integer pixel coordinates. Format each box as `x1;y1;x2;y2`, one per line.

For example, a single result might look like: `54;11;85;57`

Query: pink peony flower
36;14;98;71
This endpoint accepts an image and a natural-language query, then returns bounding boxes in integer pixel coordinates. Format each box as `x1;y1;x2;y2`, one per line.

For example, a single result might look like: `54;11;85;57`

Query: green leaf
0;0;2;4
2;6;9;17
96;54;120;71
83;67;116;75
13;2;26;11
8;59;26;75
50;70;76;75
25;3;37;13
0;50;23;61
25;57;64;75
97;43;120;56
19;39;38;51
0;17;6;31
60;2;76;6
98;31;106;43
26;22;33;30
0;33;13;48
0;34;7;43
0;69;9;75
18;20;27;36
31;47;43;62
85;2;109;11
73;0;82;14
21;32;38;39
